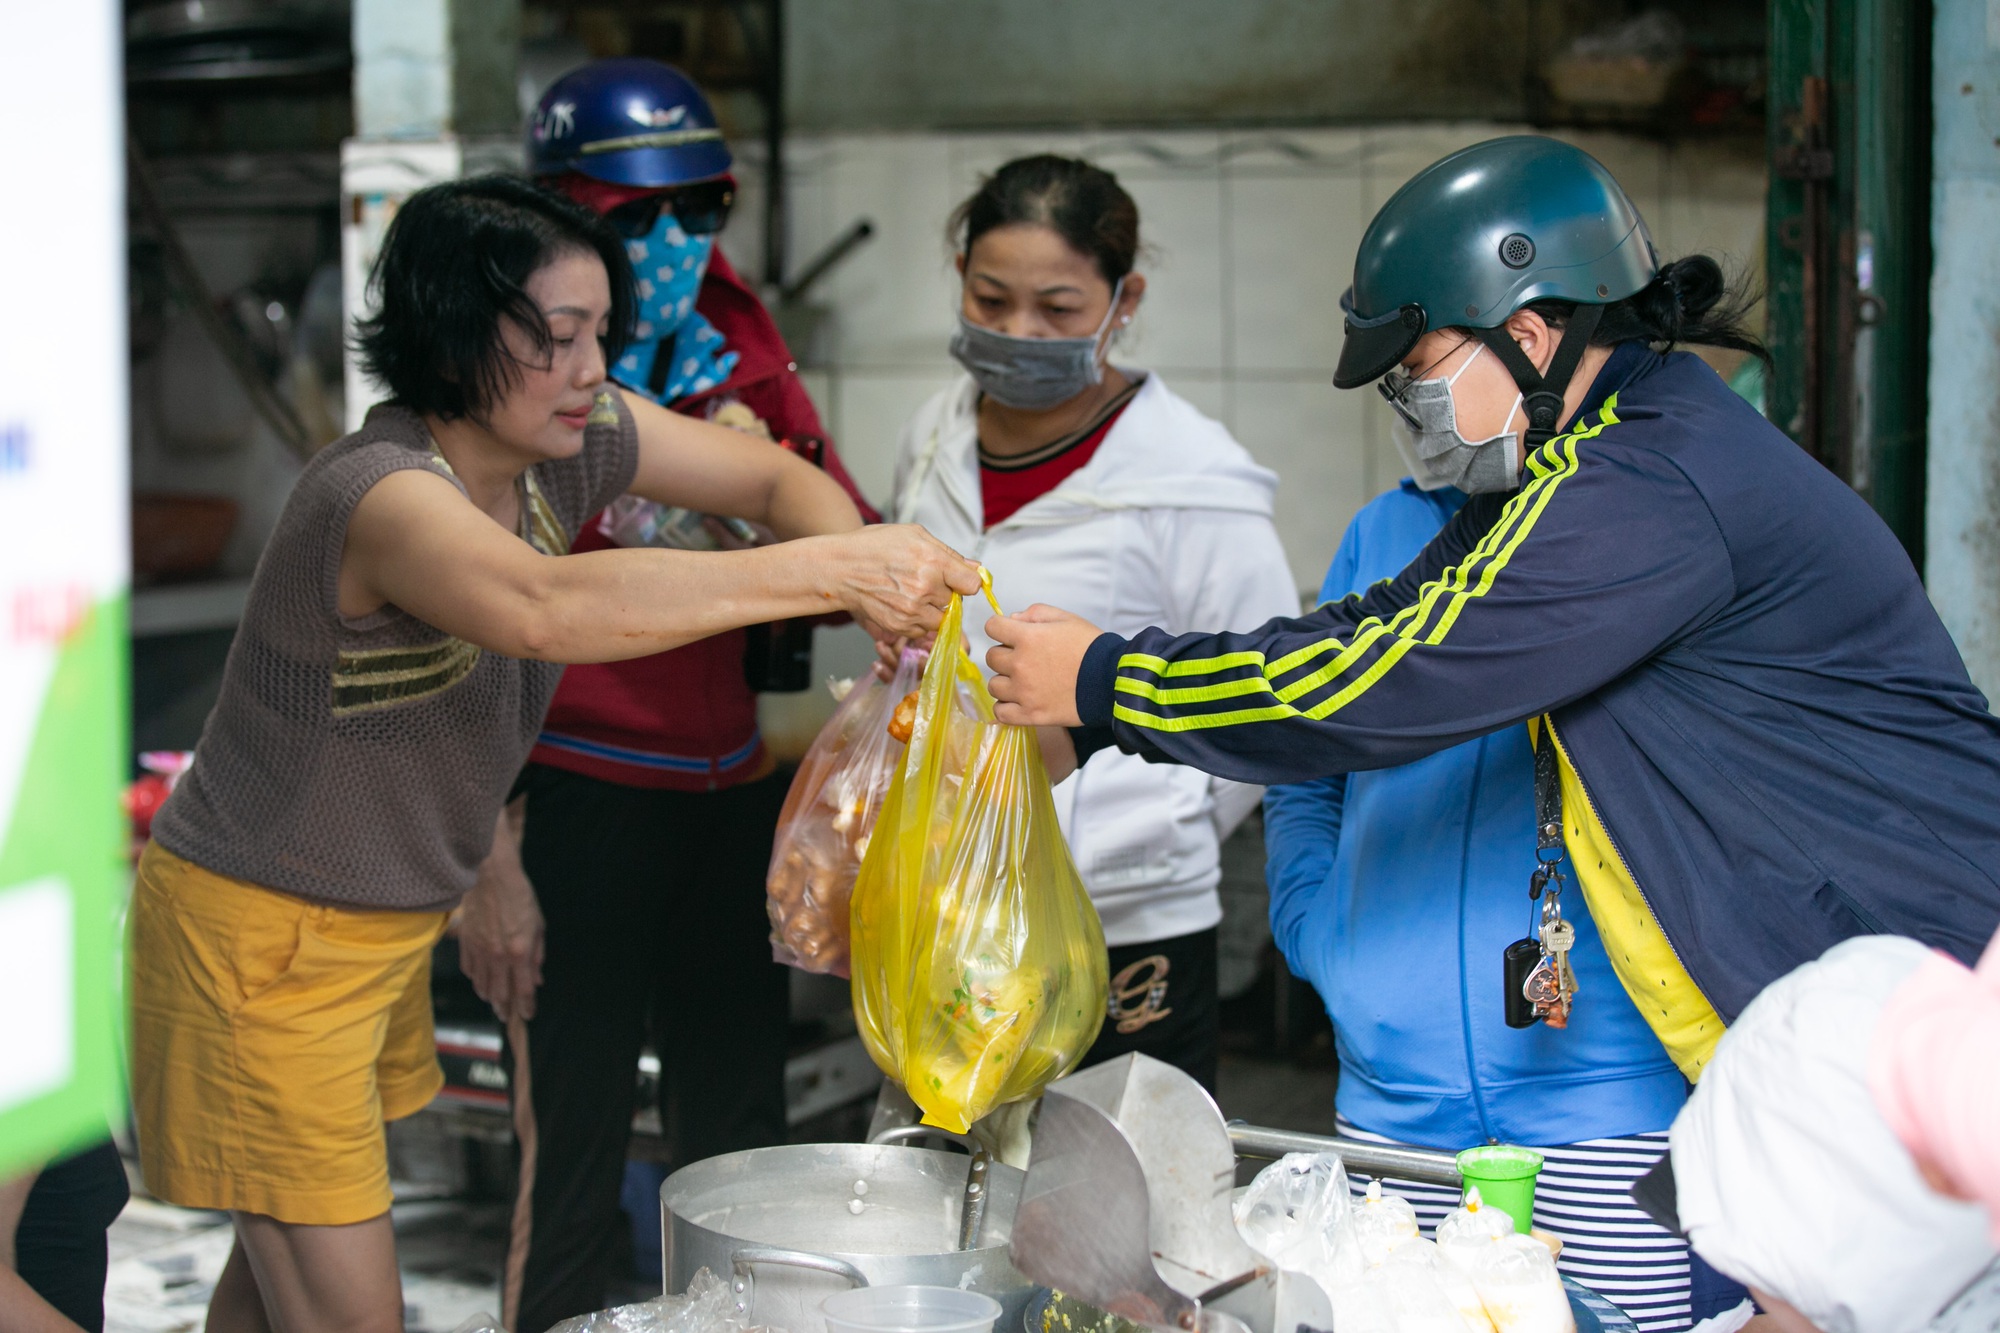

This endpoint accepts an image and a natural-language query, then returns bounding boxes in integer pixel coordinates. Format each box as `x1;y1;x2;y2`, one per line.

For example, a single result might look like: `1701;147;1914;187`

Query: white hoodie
891;371;1299;946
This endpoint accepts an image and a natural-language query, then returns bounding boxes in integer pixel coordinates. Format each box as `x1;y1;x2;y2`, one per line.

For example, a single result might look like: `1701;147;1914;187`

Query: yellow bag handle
948;567;1006;703
977;564;1004;617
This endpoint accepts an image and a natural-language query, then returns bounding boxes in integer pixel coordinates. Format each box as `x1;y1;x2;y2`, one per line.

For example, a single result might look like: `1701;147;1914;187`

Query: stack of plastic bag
764;650;926;975
1385;1238;1494;1333
1436;1190;1575;1333
849;582;1109;1133
1234;1155;1524;1333
449;1269;784;1333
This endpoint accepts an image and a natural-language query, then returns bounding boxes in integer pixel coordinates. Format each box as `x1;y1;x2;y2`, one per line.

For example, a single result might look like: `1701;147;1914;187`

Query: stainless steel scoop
1010;1055;1279;1333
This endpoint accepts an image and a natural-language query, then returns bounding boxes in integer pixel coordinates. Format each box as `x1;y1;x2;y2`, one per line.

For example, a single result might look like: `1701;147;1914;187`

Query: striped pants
1335;1118;1693;1333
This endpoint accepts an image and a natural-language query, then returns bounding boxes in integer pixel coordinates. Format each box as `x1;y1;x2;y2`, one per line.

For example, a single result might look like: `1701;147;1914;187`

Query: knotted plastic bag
849;582;1108;1133
1233;1151;1355;1288
1353;1178;1422;1265
1437;1190;1574;1333
765;649;926;976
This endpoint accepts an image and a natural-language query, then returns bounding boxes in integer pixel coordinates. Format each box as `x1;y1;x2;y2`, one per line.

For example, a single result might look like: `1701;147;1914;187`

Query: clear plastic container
821;1286;1002;1333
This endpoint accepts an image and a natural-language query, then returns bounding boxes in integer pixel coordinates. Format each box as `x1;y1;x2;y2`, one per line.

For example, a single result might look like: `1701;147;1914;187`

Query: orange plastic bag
849;581;1108;1133
765;648;926;976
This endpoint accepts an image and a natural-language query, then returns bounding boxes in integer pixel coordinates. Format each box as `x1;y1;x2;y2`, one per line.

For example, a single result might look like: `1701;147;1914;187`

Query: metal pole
1847;0;1930;561
760;0;785;288
1225;1122;1463;1189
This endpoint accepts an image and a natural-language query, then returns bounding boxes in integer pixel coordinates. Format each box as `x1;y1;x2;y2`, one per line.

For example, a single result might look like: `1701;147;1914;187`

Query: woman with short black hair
127;174;979;1333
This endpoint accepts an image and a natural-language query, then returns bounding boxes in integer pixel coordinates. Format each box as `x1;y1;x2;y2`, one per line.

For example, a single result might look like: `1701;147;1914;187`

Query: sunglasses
1377;372;1423;432
603;180;736;239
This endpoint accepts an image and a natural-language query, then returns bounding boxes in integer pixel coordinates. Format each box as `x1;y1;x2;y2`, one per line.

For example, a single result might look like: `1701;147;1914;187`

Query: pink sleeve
1868;935;2000;1243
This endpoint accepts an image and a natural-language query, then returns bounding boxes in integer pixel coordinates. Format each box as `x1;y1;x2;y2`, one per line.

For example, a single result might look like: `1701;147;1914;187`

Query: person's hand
872;635;906;681
457;801;544;1023
832;525;983;644
985;604;1103;727
1035;726;1079;782
872;633;939;681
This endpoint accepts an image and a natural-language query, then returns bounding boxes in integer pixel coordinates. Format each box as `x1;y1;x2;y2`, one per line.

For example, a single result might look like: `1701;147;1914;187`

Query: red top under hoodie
528;250;878;791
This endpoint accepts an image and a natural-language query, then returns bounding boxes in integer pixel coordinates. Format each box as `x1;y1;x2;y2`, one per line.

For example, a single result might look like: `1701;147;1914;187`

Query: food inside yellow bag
849;584;1108;1133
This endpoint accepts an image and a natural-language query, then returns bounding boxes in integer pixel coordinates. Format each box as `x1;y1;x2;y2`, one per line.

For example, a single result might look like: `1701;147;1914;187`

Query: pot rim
663;1142;1025;1265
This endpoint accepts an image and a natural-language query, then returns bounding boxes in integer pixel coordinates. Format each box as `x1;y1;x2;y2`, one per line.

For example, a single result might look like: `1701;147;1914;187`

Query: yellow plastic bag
850;581;1109;1133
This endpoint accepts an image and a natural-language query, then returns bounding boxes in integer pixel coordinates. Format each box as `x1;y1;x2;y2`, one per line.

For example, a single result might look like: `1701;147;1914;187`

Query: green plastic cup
1456;1145;1545;1234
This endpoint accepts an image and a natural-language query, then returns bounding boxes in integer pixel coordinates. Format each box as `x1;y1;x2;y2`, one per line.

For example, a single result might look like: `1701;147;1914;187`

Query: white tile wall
1227;172;1366;374
1156;371;1230;428
1657;137;1768;279
1114;172;1227;376
815;137;963;369
1233;374;1374;589
749;123;1766;596
827;367;960;507
1361;122;1522;209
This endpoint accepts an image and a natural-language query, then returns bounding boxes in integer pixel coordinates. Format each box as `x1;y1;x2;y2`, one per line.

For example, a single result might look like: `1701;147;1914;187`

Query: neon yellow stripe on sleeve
1143;441;1570;691
1111;397;1618;735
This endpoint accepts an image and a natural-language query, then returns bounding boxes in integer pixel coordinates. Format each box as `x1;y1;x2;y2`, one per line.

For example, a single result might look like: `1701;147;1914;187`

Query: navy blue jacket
1264;480;1685;1147
1079;345;2000;1044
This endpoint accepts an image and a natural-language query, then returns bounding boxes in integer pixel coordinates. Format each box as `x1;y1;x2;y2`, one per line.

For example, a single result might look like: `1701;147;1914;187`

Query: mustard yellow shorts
127;841;449;1225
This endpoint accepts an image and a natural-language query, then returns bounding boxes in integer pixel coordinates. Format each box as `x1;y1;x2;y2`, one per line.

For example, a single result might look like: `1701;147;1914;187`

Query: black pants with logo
1079;927;1220;1092
503;765;791;1333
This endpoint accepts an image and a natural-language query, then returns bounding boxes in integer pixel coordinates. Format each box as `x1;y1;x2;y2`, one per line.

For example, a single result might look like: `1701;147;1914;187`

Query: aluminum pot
661;1143;1035;1333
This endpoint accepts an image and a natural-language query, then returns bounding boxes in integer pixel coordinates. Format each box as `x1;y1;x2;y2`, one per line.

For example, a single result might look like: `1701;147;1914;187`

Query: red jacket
529;250;878;790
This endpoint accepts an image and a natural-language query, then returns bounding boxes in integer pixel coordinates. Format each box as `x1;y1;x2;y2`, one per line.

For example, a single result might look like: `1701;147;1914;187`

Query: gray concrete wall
786;0;1563;132
1925;0;2000;701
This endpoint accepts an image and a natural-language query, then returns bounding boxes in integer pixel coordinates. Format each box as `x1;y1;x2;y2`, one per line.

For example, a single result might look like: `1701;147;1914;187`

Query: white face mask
1379;342;1526;494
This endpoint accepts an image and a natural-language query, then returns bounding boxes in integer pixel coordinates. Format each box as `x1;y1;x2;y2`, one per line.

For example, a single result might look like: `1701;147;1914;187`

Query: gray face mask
948;278;1125;411
1379;342;1526;494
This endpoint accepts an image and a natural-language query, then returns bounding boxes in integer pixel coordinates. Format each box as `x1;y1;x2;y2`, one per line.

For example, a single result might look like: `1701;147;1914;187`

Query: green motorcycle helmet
1335;136;1660;440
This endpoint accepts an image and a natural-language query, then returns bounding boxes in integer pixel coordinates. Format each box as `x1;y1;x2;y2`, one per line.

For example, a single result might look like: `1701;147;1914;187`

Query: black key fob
1504;937;1543;1028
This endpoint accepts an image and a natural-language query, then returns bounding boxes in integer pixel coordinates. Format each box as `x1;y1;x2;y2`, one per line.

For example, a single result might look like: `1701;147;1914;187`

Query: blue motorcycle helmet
1335;136;1660;446
529;58;735;237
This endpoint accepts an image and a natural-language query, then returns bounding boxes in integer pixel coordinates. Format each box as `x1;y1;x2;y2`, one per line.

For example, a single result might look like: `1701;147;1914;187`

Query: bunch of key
1504;834;1582;1029
1524;865;1580;1028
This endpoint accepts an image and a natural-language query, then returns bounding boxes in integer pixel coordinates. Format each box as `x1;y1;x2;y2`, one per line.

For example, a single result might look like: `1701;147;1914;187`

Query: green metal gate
1765;0;1931;561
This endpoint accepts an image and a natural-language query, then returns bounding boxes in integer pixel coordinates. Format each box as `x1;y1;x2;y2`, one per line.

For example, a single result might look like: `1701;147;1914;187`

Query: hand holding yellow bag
850;577;1108;1133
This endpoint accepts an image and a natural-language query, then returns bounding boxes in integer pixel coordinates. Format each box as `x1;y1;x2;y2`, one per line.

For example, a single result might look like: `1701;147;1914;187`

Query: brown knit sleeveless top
152;390;640;911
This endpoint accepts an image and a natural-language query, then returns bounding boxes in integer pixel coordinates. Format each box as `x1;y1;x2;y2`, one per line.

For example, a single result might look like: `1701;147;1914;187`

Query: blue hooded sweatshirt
1262;479;1687;1149
1076;345;2000;1081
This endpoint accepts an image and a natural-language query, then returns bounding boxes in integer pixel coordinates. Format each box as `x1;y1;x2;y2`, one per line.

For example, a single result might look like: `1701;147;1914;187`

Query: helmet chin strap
1473;304;1604;449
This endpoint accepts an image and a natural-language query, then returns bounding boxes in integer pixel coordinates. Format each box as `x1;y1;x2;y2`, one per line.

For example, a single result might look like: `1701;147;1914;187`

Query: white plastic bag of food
1436;1187;1517;1248
1232;1151;1355;1290
546;1267;786;1333
1352;1179;1422;1265
1327;1269;1401;1333
1436;1192;1574;1333
1385;1238;1496;1333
